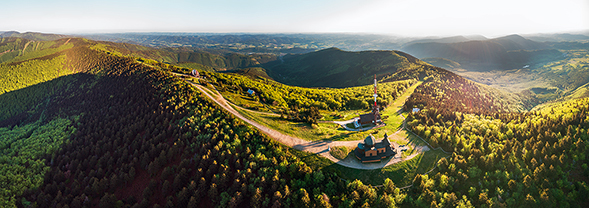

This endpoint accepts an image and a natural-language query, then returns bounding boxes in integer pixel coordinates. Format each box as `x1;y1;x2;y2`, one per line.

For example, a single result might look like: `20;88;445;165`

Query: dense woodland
386;64;537;114
405;88;589;207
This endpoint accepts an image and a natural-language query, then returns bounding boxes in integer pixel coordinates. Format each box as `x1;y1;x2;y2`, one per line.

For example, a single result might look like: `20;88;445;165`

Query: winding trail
181;74;427;169
228;102;280;117
22;41;32;54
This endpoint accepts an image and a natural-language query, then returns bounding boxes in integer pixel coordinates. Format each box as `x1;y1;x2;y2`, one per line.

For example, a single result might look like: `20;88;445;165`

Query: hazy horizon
2;0;588;38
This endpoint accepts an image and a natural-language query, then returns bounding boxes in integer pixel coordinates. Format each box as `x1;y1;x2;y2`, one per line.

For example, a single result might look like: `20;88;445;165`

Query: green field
292;147;449;187
220;90;274;113
319;109;366;121
233;81;422;142
329;146;352;160
333;148;450;186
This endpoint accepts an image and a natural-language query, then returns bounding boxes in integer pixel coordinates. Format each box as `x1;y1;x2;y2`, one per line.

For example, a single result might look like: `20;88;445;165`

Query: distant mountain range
82;33;402;53
0;31;69;41
77;32;587;72
403;35;488;46
402;34;564;70
524;33;589;42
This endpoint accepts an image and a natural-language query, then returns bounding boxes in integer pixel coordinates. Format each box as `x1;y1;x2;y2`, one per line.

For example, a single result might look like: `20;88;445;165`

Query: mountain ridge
263;47;424;88
402;34;562;70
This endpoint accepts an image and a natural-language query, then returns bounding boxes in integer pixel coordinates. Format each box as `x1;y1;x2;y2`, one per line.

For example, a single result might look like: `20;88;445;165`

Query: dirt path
227;101;280;117
0;50;13;56
194;84;305;148
183;75;426;169
333;119;388;132
22;41;32;54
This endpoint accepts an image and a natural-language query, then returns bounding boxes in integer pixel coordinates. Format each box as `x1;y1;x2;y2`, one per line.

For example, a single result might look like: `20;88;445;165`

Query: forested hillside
381;64;535;114
94;41;277;71
0;37;80;122
392;50;589;206
405;97;589;207
264;47;424;88
0;37;74;64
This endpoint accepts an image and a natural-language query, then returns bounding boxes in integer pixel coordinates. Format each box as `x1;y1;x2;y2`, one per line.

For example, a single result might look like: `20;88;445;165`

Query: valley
447;47;589;102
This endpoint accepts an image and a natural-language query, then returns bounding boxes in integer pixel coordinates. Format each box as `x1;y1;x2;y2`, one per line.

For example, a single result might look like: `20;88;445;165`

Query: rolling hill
402;34;564;70
93;41;277;71
263;47;424;88
403;35;474;46
525;33;589;42
83;33;403;53
421;57;461;69
0;31;69;41
491;34;550;51
380;63;536;113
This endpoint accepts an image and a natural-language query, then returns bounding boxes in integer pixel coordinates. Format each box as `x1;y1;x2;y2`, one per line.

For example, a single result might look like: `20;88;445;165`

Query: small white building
247;89;255;96
191;69;200;78
353;118;361;128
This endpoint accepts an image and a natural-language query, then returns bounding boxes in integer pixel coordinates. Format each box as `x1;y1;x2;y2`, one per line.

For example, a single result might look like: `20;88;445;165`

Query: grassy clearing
289;147;334;171
200;83;219;96
233;82;422;141
238;106;397;141
236;107;345;140
329;146;352;160
220;90;272;112
290;147;450;187
320;109;367;121
231;80;446;186
332;148;449;186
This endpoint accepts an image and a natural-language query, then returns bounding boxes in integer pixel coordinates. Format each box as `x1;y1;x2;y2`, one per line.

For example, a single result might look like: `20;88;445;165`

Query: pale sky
1;0;588;37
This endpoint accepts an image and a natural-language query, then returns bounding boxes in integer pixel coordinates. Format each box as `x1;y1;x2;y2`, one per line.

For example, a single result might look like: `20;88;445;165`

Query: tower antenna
373;74;377;107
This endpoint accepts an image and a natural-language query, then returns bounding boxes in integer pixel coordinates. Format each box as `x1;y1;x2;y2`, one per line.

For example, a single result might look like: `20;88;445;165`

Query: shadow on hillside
403;129;428;147
328;132;356;141
0;73;100;127
323;148;449;187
